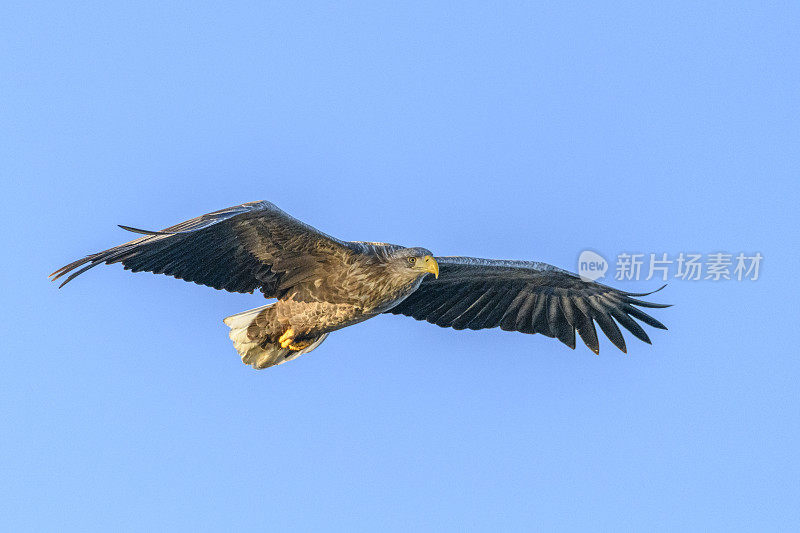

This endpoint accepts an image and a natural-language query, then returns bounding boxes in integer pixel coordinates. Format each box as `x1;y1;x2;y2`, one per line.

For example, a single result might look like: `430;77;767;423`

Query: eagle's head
387;247;439;280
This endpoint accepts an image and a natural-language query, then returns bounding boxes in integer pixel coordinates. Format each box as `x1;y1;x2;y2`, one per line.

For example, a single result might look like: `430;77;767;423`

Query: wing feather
513;294;538;332
386;256;669;354
478;285;519;329
426;287;471;324
51;201;353;296
528;295;550;336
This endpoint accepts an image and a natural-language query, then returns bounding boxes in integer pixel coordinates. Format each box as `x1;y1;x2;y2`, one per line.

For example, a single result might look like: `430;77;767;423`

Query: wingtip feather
118;224;163;235
624;283;668;297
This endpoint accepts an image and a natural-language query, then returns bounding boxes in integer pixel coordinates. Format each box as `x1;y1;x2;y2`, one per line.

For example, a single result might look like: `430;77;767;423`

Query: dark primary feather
50;201;354;296
385;257;669;354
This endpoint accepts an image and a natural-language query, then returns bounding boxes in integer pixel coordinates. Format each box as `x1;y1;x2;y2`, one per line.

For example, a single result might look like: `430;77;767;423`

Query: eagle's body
224;243;437;367
52;201;669;369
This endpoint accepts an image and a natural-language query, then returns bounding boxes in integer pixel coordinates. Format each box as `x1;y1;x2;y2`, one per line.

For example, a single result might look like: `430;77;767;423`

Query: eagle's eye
407;257;417;266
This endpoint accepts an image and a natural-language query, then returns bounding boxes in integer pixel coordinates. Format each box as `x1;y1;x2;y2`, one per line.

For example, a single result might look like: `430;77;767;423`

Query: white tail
223;304;328;369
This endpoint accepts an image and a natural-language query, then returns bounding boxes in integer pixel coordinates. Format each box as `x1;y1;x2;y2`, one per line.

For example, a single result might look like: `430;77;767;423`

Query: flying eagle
51;201;669;369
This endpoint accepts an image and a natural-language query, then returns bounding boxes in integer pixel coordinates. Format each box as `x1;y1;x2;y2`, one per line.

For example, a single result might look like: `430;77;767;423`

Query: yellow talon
288;340;312;351
279;328;295;349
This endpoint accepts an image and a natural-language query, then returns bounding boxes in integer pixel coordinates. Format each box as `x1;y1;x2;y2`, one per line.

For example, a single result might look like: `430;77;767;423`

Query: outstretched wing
385;257;669;354
50;201;353;296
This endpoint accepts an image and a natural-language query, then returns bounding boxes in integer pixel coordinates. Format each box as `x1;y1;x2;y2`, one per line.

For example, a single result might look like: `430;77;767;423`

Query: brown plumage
51;201;669;369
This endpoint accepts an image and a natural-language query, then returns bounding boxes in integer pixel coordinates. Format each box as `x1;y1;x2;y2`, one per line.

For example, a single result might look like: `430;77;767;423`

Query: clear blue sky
2;2;798;531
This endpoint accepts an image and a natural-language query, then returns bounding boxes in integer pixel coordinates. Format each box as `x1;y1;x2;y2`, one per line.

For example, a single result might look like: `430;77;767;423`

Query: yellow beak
423;255;439;279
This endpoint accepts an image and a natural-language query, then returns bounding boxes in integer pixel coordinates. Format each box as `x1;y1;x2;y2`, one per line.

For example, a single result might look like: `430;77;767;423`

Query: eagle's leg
288;339;313;351
278;328;296;349
278;328;314;351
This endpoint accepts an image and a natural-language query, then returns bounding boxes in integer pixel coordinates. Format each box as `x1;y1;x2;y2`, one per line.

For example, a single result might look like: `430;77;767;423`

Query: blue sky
2;2;798;531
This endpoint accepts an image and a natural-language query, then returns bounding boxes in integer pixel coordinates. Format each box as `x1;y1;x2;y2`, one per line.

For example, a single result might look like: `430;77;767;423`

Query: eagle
51;201;669;369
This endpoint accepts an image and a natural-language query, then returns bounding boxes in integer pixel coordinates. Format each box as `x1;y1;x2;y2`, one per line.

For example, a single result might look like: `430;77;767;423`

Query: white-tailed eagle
51;201;669;369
